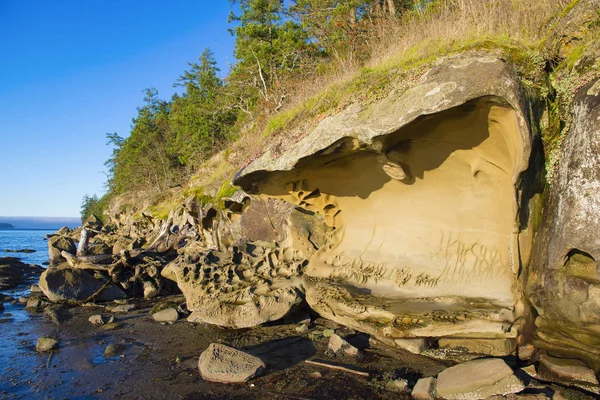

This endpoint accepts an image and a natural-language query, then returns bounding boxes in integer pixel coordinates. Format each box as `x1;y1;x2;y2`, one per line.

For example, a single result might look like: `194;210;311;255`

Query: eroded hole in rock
254;97;527;340
564;249;599;283
202;208;217;231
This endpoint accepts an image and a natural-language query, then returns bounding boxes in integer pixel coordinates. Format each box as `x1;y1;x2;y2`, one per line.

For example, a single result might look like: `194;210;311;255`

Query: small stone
518;344;537;360
100;322;121;331
36;337;58;352
104;344;123;357
152;308;179;323
538;354;598;385
322;329;335;338
328;334;359;356
520;365;537;378
18;297;28;304
198;343;265;383
26;297;45;310
296;323;309;333
89;315;106;325
175;355;184;364
310;371;322;378
412;377;437;400
385;378;409;393
30;284;42;294
109;304;135;313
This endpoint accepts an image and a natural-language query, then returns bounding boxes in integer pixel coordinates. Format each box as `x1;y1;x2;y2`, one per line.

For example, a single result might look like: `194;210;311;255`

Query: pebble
36;337;59;352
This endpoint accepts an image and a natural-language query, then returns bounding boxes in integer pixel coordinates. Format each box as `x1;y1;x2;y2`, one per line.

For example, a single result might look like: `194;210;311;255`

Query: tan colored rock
438;338;516;356
394;338;428;354
234;54;533;347
328;334;359;356
412;377;436;400
436;358;524;400
518;344;537;360
152;308;179;323
36;337;58;352
198;343;265;383
539;354;598;385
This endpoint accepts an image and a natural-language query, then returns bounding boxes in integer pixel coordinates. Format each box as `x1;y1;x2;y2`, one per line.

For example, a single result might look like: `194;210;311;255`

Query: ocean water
0;230;55;265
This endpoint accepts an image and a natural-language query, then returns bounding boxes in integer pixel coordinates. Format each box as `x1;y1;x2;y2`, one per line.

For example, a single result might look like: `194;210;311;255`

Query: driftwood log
76;228;89;257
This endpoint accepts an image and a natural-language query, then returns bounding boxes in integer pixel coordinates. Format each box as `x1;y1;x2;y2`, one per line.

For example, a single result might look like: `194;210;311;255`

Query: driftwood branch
60;251;113;271
304;360;370;377
146;221;171;251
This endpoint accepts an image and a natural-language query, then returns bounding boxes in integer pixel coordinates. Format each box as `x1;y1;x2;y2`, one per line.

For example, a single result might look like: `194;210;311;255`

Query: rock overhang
232;54;536;343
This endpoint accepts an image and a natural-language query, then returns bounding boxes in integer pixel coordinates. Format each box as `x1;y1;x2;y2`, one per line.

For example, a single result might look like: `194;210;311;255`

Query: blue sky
0;1;235;218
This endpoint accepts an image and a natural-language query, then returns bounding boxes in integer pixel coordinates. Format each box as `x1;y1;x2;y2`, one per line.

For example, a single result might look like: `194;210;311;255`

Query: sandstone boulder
435;358;524;399
38;267;127;303
198;343;265;383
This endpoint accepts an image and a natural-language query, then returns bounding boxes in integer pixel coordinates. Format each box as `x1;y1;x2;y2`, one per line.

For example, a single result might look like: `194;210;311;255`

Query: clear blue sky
0;1;235;218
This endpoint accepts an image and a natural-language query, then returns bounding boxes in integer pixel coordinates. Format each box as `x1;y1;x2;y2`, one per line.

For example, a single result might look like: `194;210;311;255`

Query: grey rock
47;235;76;264
528;77;600;371
198;343;265;383
38;267;126;303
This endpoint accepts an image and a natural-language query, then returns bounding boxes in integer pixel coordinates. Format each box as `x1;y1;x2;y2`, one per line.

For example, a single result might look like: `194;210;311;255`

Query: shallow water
0;230;55;265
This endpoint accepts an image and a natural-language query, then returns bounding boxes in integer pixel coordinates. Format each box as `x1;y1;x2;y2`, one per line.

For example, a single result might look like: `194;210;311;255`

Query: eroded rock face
162;198;328;328
528;78;600;372
234;55;535;345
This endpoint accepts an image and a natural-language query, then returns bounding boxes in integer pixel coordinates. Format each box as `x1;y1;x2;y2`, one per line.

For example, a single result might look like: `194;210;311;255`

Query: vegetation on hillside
84;0;597;222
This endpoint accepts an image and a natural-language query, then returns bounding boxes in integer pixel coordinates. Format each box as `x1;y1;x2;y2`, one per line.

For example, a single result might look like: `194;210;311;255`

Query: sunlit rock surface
528;78;600;372
234;54;534;343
